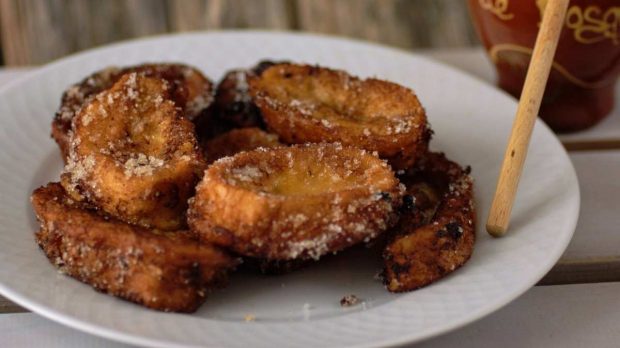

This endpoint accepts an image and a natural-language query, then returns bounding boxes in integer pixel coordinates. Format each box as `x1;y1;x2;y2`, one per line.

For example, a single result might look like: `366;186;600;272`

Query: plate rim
0;30;580;348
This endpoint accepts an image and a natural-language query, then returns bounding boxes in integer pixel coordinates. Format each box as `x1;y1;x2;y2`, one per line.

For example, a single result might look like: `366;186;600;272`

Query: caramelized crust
189;143;403;260
31;183;238;312
203;127;281;163
249;63;431;170
383;152;476;292
53;63;213;160
61;73;206;230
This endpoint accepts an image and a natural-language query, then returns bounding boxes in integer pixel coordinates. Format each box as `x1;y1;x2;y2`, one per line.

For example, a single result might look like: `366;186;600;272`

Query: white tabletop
1;48;619;347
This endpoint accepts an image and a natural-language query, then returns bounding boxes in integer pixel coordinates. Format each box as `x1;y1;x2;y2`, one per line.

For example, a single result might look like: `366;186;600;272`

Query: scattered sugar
98;104;107;118
233;71;252;103
320;119;333;128
291;214;308;228
124;73;138;100
65;154;95;182
186;93;213;118
286;233;333;260
81;113;92;126
66;86;83;99
289;99;315;116
340;294;360;307
123;154;165;177
231;165;263;182
326;224;342;234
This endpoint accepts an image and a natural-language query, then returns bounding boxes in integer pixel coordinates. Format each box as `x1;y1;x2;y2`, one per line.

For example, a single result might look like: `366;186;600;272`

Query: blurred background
0;0;479;66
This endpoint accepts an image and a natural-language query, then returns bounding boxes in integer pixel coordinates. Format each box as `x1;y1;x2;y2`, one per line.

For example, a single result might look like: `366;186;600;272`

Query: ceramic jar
468;0;620;132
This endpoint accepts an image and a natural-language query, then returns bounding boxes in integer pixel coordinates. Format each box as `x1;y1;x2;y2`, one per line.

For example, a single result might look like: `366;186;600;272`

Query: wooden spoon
486;0;570;237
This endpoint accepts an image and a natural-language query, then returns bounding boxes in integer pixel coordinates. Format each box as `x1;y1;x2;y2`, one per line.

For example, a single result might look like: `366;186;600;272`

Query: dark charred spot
427;127;435;137
402;194;416;211
390;262;410;276
465;165;472;174
379;192;391;201
436;222;462;240
162;184;180;209
253;60;282;75
183;262;202;287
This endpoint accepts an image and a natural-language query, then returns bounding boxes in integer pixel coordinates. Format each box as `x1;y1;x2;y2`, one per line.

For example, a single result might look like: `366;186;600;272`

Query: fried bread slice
61;73;205;230
249;63;431;170
189;143;403;260
383;152;475;292
53;63;213;160
31;183;238;312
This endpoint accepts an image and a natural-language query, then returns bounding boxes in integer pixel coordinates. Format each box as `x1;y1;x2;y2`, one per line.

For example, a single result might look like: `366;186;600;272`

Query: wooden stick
486;0;570;237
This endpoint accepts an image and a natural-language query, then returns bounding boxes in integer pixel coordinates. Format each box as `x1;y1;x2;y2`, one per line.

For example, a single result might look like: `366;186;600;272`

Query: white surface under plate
0;31;579;348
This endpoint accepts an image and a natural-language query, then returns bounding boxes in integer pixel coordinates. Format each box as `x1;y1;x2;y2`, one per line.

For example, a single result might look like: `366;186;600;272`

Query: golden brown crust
61;73;206;231
203;127;281;164
31;183;238;313
188;143;403;260
249;63;431;170
53;63;213;160
383;152;476;292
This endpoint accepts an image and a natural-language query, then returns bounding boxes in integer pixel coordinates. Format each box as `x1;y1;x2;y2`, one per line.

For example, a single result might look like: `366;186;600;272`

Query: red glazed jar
468;0;620;132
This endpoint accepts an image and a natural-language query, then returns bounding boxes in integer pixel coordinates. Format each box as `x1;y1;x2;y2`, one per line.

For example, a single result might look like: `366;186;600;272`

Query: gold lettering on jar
538;1;619;45
478;0;514;20
566;5;620;45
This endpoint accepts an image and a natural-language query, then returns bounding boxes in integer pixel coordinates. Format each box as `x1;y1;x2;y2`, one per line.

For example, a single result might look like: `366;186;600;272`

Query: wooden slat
296;0;477;49
0;296;25;313
0;1;4;66
167;0;208;32
168;0;294;32
563;140;620;151
0;0;30;66
0;0;480;66
0;0;169;65
539;257;620;285
561;152;620;260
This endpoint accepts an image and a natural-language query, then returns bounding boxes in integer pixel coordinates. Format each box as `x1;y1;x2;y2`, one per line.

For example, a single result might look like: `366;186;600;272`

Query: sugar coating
123;154;165;177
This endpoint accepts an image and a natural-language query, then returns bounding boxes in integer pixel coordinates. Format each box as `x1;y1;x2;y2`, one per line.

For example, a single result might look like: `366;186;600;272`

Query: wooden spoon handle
486;0;570;237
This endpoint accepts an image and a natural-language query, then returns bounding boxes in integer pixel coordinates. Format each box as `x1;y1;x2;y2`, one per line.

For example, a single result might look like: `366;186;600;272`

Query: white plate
0;31;579;347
